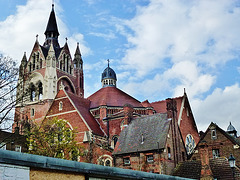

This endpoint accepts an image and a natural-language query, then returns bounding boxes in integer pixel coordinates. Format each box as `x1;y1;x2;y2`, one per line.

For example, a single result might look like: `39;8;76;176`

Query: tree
0;55;19;131
26;117;85;160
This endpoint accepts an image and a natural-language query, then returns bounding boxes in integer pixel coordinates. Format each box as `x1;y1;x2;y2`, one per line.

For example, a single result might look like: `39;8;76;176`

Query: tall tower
13;4;84;133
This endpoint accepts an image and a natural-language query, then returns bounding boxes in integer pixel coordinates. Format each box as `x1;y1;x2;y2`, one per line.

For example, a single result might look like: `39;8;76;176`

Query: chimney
199;140;213;179
123;104;133;126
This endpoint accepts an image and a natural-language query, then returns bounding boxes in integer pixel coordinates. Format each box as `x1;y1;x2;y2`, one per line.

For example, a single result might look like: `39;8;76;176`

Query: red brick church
13;4;200;174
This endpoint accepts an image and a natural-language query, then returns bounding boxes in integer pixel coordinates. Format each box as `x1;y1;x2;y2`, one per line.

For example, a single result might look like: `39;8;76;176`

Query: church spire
43;4;60;48
73;42;83;69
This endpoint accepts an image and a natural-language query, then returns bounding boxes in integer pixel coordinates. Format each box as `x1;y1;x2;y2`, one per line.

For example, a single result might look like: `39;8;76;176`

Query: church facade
13;5;200;174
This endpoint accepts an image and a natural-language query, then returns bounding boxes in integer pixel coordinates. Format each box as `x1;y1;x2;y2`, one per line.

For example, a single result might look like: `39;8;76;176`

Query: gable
45;89;104;136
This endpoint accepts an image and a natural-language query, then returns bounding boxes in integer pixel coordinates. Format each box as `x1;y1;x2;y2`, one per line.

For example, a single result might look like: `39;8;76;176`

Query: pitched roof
200;122;240;146
173;158;238;179
65;91;105;136
173;160;201;179
113;113;170;155
87;86;143;108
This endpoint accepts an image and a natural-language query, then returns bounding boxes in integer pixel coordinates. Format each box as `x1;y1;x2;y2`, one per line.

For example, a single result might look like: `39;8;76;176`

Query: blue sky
0;0;240;133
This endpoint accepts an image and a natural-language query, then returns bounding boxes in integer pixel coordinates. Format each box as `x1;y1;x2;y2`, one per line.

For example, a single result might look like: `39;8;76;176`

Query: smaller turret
227;122;237;138
19;52;27;76
73;43;83;70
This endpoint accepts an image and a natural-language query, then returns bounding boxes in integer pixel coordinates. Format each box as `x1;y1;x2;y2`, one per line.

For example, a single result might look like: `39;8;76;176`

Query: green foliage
26;117;84;160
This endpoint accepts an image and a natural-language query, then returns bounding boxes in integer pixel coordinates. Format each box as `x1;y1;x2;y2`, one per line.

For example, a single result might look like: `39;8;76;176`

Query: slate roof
173;158;240;179
227;122;236;132
40;45;62;59
172;160;201;179
87;86;143;108
66;91;105;136
44;5;59;36
113;113;170;155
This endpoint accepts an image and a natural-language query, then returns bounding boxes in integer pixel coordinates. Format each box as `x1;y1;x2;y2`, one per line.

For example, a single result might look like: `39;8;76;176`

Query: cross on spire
107;59;110;67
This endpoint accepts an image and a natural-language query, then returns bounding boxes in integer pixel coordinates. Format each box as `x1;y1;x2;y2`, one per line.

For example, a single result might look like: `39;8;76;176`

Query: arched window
29;62;32;72
60;60;62;70
38;82;43;100
30;84;35;101
168;147;171;160
66;56;69;73
40;59;42;69
63;54;66;71
185;134;196;155
31;108;35;117
98;156;113;167
113;136;118;147
33;54;36;70
105;159;111;166
59;101;63;111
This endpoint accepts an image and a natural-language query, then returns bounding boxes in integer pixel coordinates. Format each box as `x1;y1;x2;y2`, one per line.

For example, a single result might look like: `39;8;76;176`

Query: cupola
227;122;237;138
101;61;117;88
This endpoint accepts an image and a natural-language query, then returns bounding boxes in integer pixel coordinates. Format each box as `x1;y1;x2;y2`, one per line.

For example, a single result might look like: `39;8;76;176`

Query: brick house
191;122;240;166
0;130;27;153
13;4;200;173
113;113;186;175
173;122;240;179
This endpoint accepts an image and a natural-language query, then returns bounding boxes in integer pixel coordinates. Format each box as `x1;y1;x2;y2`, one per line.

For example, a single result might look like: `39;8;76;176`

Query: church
13;4;200;174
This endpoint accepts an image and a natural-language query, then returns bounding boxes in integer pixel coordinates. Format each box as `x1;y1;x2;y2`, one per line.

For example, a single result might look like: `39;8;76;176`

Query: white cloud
120;0;240;99
0;0;90;63
192;83;240;133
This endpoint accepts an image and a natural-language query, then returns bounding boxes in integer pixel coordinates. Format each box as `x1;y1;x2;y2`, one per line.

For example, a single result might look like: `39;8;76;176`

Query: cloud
0;0;90;63
192;83;240;133
119;0;240;99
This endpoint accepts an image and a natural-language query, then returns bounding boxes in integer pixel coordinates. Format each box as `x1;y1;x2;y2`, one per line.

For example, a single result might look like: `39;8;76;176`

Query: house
0;130;27;153
113;113;186;175
173;122;240;179
12;3;199;173
191;122;240;166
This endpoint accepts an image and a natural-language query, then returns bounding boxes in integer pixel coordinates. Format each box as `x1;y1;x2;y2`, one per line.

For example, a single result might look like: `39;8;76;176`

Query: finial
65;37;68;42
107;59;110;67
52;1;54;9
77;42;79;46
36;34;38;41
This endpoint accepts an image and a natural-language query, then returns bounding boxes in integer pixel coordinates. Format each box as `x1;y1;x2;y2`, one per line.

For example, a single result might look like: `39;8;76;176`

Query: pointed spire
19;52;27;76
44;4;59;37
21;52;27;63
73;42;83;69
43;4;60;48
74;42;81;56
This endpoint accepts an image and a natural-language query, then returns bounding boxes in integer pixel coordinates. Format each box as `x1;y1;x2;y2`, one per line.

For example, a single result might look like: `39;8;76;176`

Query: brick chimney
199;140;213;179
123;104;133;126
